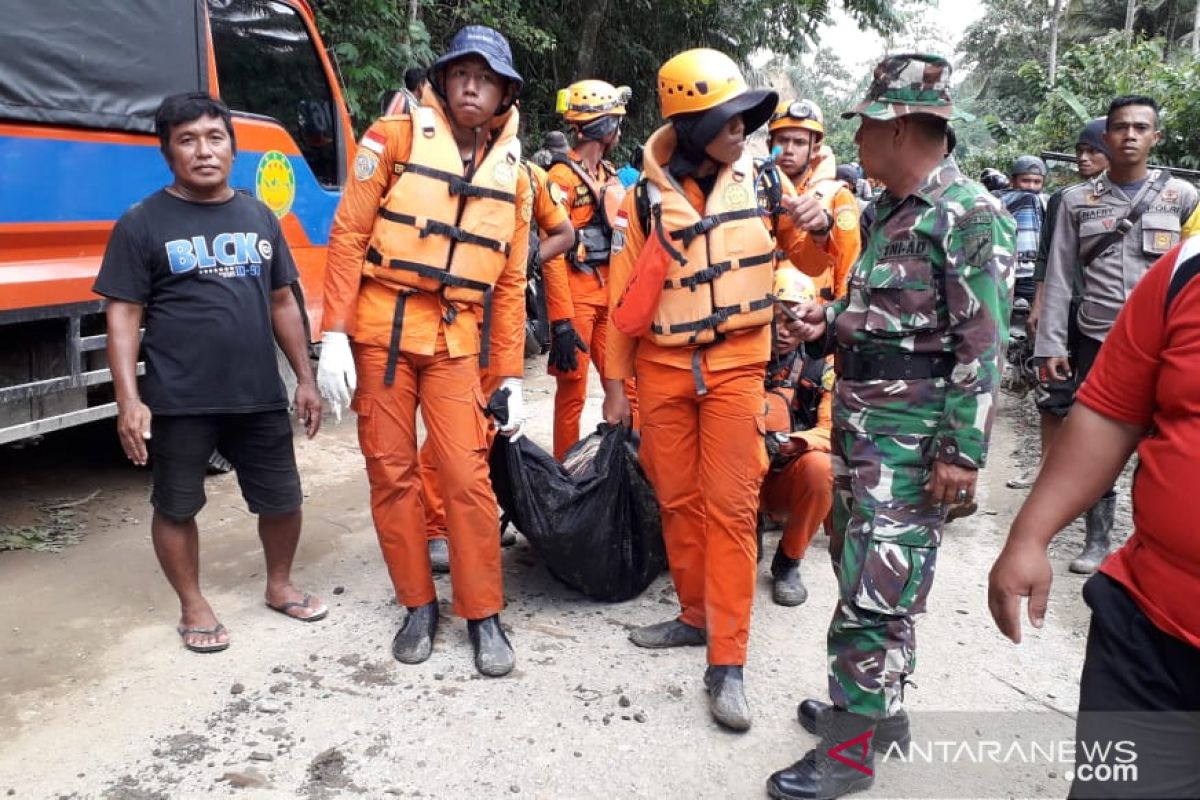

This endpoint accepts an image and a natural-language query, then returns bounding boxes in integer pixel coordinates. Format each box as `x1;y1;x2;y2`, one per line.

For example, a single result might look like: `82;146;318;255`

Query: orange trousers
421;374;500;541
760;451;833;560
636;357;768;666
353;344;502;620
551;301;637;460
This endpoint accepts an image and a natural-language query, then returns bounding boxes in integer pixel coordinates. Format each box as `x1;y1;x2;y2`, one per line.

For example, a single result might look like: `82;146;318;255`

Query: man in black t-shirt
95;93;326;653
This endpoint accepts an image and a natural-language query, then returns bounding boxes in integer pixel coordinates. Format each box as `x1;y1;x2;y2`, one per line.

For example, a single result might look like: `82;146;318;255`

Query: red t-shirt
1076;239;1200;648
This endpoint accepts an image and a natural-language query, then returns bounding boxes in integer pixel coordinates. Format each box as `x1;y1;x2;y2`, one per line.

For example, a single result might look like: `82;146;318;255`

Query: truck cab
0;0;354;444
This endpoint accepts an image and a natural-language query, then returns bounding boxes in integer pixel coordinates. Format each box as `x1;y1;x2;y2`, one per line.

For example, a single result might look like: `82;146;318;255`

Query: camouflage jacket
826;157;1016;470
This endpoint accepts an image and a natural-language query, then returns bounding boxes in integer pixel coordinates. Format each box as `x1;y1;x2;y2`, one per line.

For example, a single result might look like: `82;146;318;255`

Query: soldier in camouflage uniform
766;54;1015;800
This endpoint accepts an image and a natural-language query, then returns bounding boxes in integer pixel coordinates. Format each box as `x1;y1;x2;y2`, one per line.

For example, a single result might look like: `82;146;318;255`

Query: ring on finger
956;488;970;501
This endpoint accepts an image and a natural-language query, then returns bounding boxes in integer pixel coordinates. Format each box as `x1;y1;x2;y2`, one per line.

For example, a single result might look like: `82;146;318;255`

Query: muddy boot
704;665;751;732
1070;495;1114;574
428;538;450;574
628;619;706;649
798;698;910;751
767;708;876;799
468;614;515;677
771;549;808;607
391;600;439;664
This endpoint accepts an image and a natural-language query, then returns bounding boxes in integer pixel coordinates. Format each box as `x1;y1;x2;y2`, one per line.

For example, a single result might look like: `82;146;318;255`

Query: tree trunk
1125;0;1137;41
1048;0;1065;86
573;0;613;79
1193;0;1200;57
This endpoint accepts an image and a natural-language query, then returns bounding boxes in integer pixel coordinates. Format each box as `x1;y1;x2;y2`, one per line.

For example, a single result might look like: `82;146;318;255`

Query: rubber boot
628;619;706;649
798;698;910;751
771;548;808;607
1069;495;1114;574
428;538;450;574
704;665;751;732
467;614;515;677
767;708;876;800
391;600;439;664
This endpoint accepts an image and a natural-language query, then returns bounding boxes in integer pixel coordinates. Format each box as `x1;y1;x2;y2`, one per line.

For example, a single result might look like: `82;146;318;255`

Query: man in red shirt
989;237;1200;799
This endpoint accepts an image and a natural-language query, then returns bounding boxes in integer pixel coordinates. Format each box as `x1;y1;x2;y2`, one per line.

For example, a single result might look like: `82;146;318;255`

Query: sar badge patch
836;208;858;232
354;150;379;181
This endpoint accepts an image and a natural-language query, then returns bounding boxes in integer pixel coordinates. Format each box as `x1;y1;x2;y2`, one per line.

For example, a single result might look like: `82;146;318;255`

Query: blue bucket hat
430;25;524;104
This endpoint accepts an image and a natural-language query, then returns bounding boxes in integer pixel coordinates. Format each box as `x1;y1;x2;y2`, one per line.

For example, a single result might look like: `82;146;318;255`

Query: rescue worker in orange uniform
767;98;861;301
422;156;575;571
760;267;834;607
601;49;845;731
316;26;530;678
545;80;635;460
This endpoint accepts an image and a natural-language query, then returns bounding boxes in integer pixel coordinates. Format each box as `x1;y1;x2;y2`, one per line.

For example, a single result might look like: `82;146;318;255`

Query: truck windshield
209;0;340;188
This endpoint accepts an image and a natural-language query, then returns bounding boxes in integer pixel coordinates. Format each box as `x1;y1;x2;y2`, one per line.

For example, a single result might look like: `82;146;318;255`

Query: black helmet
980;168;1010;192
1010;154;1047;178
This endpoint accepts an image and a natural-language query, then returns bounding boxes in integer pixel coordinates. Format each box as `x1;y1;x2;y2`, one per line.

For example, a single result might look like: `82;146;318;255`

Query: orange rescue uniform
786;145;860;301
606;125;843;666
323;92;529;621
545;151;635;460
422;160;571;541
759;365;833;562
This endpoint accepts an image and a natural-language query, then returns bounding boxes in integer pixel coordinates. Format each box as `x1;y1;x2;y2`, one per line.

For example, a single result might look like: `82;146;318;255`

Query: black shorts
149;411;302;521
1070;573;1200;799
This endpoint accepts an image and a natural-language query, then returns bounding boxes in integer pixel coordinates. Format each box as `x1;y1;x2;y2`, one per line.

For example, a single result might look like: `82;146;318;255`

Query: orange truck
0;0;355;444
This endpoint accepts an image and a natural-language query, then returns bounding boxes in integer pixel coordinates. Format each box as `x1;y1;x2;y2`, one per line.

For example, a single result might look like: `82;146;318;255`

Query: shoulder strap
1165;238;1200;315
634;177;653;236
550;153;603;198
1080;170;1172;268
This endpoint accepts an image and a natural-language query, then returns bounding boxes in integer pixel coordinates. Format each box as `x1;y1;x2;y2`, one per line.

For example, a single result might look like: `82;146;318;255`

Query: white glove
316;331;356;422
497;377;524;440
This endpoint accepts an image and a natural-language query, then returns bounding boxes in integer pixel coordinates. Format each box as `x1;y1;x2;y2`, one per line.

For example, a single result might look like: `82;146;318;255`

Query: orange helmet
768;98;825;139
557;80;630;123
772;266;816;304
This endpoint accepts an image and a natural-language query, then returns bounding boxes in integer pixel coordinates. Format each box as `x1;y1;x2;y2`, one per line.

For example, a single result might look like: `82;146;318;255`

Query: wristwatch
814;209;834;237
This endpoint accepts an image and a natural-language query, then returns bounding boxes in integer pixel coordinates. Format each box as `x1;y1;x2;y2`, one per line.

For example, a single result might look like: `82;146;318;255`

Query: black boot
391;600;439;664
628;619;706;649
467;614;515;677
1070;495;1114;574
771;548;808;607
798;698;910;751
767;708;876;800
704;665;751;732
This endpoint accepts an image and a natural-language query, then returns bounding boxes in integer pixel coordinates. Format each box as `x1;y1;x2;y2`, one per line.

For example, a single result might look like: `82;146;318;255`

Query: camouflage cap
842;53;969;121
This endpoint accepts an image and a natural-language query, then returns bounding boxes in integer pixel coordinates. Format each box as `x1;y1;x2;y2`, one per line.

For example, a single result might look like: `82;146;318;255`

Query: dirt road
0;365;1127;799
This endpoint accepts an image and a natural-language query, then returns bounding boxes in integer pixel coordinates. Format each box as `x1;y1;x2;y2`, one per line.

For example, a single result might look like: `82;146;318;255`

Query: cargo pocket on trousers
353;394;385;459
851;540;938;617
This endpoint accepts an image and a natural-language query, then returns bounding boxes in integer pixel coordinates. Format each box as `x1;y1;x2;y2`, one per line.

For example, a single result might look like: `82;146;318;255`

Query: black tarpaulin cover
0;0;207;133
490;424;667;602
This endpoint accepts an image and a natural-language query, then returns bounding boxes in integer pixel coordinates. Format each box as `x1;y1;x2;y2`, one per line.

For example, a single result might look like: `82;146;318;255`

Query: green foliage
313;0;927;152
959;32;1200;179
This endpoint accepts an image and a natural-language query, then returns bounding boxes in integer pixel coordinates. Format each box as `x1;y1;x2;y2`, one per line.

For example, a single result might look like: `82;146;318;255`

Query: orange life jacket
640;124;777;348
775;147;842;300
363;97;521;307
